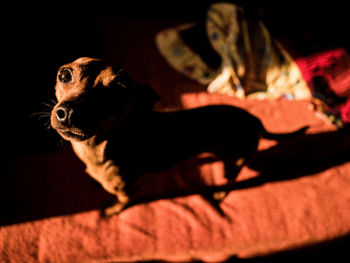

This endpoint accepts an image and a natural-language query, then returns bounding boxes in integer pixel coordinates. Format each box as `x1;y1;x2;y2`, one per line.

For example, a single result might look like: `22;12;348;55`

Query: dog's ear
132;82;161;111
112;67;160;111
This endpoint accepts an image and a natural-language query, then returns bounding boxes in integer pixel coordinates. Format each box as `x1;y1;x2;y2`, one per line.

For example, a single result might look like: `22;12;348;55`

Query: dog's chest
71;140;108;170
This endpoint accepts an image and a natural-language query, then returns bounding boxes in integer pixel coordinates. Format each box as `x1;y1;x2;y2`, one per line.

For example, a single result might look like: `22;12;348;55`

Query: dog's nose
56;106;67;122
55;103;71;125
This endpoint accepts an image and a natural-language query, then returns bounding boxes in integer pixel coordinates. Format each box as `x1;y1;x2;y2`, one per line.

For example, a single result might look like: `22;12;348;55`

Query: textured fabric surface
295;48;350;126
2;16;350;261
2;91;350;262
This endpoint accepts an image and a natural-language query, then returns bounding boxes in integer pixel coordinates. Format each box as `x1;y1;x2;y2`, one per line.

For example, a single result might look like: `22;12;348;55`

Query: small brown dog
50;57;307;215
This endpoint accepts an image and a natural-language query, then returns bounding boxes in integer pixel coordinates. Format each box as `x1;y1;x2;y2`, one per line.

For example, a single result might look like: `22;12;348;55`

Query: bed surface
2;16;350;263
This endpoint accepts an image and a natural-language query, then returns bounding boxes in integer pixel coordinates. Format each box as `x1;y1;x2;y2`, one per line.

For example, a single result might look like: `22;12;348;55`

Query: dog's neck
69;106;153;175
71;136;108;171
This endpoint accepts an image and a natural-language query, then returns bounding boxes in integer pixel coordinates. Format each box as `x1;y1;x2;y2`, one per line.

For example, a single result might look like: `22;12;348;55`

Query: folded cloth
155;2;350;127
155;2;311;100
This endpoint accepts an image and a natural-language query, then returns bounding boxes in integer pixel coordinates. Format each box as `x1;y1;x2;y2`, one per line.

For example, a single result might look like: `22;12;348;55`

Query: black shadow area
124;128;350;212
1;147;114;226
2;128;349;226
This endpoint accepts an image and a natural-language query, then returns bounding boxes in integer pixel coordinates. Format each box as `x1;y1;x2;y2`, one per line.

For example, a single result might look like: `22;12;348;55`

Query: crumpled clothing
296;48;350;127
155;2;311;100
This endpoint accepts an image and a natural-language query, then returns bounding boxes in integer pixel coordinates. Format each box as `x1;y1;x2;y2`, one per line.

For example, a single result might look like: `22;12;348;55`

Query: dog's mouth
55;128;93;141
50;104;96;141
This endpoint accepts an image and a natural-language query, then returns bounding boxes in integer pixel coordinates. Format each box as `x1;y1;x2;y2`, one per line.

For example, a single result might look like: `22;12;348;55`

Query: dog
50;57;308;215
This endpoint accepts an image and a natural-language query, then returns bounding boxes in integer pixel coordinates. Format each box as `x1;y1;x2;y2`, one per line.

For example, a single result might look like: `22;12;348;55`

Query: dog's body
50;57;307;215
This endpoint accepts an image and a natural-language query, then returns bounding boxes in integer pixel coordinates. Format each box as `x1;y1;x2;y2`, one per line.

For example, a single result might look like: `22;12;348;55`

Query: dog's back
104;105;261;174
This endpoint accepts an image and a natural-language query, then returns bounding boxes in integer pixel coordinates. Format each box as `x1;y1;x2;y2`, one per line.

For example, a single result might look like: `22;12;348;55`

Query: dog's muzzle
51;101;93;141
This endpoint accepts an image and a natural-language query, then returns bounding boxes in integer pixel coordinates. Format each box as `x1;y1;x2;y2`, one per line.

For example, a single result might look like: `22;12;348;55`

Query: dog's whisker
32;100;56;121
38;101;54;108
30;112;50;117
36;100;56;109
57;137;68;148
31;112;51;118
31;111;51;115
31;111;51;116
44;120;53;130
50;98;57;105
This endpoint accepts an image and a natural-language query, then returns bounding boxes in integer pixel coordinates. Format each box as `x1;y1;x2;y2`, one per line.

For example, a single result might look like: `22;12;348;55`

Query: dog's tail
260;123;309;141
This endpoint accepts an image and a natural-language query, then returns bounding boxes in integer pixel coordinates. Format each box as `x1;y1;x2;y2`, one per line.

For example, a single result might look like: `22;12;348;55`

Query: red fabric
341;99;350;123
295;48;350;125
2;22;350;261
2;92;350;262
295;48;350;97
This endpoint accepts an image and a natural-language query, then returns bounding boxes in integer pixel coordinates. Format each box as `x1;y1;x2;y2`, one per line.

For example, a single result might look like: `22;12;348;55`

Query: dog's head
51;57;159;142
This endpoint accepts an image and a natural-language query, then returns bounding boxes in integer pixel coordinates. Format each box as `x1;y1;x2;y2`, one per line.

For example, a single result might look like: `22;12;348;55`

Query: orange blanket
2;18;350;258
2;88;350;261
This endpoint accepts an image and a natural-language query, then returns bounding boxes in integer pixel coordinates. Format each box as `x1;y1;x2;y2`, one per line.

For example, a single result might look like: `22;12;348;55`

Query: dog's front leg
101;172;131;216
100;177;131;216
104;190;130;216
87;162;131;216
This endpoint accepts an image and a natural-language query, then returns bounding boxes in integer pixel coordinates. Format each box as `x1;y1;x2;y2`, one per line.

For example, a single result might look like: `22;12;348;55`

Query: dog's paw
213;191;228;201
103;203;126;216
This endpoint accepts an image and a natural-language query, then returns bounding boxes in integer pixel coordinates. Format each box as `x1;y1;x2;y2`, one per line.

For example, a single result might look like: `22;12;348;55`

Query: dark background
3;1;350;158
2;1;350;261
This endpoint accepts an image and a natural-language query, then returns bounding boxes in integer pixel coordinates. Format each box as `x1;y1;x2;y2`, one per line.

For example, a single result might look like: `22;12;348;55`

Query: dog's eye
58;68;73;83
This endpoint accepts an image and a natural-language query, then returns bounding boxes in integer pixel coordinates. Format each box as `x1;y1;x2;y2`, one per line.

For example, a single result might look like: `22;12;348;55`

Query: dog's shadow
129;127;350;206
244;126;350;186
117;127;350;212
2;127;349;226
